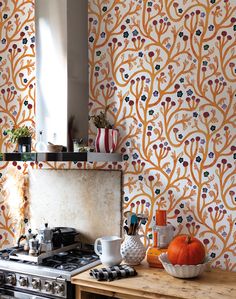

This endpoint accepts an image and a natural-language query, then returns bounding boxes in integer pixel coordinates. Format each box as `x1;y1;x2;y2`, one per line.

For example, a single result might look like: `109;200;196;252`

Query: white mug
94;236;122;267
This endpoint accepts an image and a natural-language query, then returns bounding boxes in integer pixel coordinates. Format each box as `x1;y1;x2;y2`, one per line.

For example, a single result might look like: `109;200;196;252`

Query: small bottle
147;210;173;268
73;139;79;152
35;131;47;152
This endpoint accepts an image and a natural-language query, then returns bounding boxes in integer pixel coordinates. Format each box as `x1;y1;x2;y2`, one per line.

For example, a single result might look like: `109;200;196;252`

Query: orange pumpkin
167;235;205;265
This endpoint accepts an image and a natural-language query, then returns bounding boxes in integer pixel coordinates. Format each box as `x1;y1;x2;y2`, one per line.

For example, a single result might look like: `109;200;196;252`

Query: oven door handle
0;287;49;298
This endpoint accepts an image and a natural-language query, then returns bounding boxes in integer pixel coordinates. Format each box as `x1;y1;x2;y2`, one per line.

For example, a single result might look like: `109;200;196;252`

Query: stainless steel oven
0;288;49;299
0;243;99;299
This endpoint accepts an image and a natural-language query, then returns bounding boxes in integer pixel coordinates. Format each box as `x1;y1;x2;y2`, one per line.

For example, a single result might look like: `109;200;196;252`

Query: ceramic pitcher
94;236;122;267
121;234;150;265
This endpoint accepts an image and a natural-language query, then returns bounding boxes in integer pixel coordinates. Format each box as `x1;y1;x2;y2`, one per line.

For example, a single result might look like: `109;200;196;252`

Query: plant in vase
89;109;118;153
7;125;33;153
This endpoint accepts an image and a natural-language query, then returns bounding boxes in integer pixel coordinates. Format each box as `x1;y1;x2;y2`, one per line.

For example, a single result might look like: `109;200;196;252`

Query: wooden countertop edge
71;266;236;299
72;277;179;299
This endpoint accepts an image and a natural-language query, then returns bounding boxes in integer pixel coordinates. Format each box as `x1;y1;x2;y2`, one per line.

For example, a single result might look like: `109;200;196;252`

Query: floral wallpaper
0;0;235;271
0;0;35;247
88;0;236;271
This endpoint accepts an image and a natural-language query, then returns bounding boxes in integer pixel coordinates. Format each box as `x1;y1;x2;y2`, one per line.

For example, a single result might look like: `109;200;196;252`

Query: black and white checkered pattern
89;264;137;281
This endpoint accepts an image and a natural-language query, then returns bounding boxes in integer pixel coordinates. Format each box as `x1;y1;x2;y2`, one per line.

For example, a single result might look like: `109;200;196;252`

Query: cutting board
28;169;122;243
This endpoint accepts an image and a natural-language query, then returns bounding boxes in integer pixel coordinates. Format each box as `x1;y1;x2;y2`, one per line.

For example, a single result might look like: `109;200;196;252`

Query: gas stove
0;244;100;299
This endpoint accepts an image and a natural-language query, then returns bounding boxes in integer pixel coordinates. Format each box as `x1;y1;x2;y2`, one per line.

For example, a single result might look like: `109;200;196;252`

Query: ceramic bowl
159;253;209;278
47;144;63;152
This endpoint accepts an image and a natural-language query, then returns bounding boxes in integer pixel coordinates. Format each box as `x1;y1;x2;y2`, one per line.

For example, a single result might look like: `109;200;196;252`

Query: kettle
37;223;53;252
17;229;35;251
29;236;40;255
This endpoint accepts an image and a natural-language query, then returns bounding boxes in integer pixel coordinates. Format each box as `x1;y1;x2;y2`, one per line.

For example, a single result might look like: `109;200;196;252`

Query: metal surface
35;0;68;147
0;288;49;298
29;170;122;244
0;152;122;162
35;0;88;148
0;245;100;298
9;244;80;264
0;258;100;282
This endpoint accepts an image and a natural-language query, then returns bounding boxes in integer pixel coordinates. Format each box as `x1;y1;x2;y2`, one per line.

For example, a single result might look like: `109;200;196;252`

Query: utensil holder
121;234;150;265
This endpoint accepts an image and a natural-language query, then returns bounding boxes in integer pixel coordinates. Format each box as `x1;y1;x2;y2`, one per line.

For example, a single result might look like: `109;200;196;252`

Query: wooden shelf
0;152;122;162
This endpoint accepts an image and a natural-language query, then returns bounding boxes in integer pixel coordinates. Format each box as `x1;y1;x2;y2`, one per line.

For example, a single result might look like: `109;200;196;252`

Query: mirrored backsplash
28;169;122;244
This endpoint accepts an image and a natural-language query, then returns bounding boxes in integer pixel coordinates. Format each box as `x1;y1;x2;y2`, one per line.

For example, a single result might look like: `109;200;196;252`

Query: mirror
35;0;88;151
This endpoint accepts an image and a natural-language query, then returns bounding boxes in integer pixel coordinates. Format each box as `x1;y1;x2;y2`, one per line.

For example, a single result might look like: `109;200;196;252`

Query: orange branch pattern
88;0;236;271
0;0;35;246
0;0;235;271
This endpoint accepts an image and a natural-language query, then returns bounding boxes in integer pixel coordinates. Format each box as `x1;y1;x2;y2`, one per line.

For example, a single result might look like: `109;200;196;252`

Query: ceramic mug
94;236;122;267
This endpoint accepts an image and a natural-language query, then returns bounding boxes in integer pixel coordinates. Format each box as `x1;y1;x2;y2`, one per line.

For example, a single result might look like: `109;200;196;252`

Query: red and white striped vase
95;128;118;153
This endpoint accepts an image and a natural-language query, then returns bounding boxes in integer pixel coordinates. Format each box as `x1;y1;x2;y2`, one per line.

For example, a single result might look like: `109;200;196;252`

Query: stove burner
55;263;79;271
0;245;100;274
57;252;69;257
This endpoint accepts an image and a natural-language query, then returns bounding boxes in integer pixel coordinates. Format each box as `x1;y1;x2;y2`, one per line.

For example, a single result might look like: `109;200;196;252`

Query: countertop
71;262;236;299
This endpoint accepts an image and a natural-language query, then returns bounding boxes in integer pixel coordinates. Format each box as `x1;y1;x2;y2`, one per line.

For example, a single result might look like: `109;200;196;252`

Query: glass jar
35;131;47;152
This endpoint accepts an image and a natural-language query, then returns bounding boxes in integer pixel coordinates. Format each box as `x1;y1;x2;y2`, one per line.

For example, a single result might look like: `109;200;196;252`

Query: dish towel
89;264;137;281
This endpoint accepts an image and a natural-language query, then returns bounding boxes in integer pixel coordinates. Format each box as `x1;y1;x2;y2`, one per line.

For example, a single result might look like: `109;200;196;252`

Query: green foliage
7;126;33;143
89;108;113;129
90;111;113;128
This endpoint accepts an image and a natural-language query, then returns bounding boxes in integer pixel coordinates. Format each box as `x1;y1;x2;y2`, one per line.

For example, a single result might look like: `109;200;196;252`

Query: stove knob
44;281;53;292
54;283;65;294
32;279;41;289
19;276;28;287
0;272;4;284
6;274;16;285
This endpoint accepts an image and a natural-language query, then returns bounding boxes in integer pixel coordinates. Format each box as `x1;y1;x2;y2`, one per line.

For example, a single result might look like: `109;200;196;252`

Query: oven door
0;288;49;299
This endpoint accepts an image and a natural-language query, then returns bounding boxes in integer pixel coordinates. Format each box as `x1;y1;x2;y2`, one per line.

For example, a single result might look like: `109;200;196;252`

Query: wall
0;0;35;247
0;0;235;270
88;0;236;271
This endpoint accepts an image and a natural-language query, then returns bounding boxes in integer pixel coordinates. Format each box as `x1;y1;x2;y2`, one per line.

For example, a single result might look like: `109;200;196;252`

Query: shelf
0;152;123;162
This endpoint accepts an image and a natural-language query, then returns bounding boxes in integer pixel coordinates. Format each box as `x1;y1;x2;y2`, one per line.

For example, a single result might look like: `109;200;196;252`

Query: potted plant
89;110;118;153
7;125;33;153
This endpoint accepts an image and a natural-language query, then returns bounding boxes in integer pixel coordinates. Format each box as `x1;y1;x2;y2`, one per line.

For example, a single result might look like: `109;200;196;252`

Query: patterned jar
121;234;150;265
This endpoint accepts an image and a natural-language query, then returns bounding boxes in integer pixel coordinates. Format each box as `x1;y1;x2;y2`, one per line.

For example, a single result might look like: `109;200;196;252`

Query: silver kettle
37;223;53;243
37;223;53;252
29;237;39;255
17;229;35;251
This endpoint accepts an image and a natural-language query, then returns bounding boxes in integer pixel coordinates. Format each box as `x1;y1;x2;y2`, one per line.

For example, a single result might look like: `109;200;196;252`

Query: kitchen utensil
17;229;35;251
123;226;129;234
128;214;138;235
29;237;40;255
123;211;132;218
124;212;147;235
39;223;53;242
37;223;54;252
159;253;210;278
94;236;122;267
